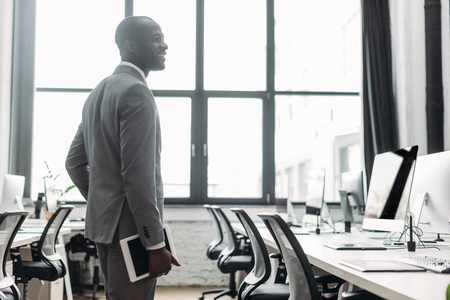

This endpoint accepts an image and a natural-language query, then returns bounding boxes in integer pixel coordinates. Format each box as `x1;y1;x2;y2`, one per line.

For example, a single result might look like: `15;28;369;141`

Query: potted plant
41;161;76;219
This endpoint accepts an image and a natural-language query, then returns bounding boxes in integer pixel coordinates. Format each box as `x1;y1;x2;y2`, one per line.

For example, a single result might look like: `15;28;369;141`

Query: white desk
234;222;450;300
12;233;41;248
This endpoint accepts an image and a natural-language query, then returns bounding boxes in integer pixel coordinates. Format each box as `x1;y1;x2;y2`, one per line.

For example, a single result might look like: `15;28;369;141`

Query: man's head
115;16;168;77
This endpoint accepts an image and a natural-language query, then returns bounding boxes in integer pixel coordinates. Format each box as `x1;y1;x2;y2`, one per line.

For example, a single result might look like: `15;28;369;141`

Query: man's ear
124;40;137;53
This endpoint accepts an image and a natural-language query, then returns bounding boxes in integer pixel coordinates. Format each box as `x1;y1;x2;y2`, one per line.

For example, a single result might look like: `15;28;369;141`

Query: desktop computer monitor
409;150;450;236
44;177;58;213
362;145;419;233
303;169;325;225
0;174;25;212
340;171;365;227
341;171;365;212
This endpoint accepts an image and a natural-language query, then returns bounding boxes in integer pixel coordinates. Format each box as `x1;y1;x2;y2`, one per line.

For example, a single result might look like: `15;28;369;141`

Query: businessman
66;16;180;299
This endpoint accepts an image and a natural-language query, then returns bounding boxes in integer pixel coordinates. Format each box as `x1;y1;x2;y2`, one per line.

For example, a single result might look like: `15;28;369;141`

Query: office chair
0;211;29;300
12;205;74;300
205;205;226;260
199;205;228;299
66;233;100;300
199;206;253;300
258;213;346;300
230;208;289;300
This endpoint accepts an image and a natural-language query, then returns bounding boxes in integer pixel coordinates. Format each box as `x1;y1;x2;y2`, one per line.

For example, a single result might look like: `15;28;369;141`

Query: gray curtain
361;0;399;187
10;0;36;198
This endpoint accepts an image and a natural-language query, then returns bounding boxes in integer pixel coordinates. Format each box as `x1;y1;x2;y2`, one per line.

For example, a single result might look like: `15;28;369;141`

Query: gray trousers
95;201;157;299
96;241;157;300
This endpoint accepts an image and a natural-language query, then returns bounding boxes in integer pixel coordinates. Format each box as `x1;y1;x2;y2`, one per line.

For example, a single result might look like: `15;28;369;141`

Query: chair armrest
315;274;346;294
10;248;26;284
341;290;384;300
269;253;287;284
269;253;282;260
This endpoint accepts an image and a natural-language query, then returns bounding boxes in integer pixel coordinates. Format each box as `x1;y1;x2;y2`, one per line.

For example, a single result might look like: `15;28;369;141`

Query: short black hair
115;16;154;52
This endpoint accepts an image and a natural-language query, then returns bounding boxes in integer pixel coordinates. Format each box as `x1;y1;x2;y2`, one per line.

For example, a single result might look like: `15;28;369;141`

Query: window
275;0;361;92
273;0;362;203
32;92;87;199
274;95;361;203
35;0;123;89
28;0;361;204
207;98;263;198
204;0;266;91
156;98;192;198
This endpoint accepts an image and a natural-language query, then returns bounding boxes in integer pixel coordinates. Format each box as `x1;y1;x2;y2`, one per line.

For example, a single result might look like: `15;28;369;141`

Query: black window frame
13;0;360;205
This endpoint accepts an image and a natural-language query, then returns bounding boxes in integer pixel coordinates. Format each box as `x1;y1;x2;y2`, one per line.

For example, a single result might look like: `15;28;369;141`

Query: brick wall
157;220;229;286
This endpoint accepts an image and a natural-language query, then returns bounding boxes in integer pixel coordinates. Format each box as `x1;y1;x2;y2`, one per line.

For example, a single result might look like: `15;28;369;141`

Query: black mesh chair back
212;206;242;261
204;204;225;260
230;208;271;300
38;205;73;262
0;211;28;300
258;213;321;300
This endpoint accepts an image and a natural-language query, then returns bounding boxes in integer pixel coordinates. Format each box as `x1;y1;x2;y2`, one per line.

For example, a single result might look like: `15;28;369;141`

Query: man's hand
148;247;181;280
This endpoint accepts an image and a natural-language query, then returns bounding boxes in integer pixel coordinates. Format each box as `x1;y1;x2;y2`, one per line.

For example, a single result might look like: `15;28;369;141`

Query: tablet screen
127;237;148;278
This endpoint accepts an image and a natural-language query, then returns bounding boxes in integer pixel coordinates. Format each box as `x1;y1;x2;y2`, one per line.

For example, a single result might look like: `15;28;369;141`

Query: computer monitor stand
339;190;354;233
315;215;320;234
287;198;301;227
34;193;44;219
434;234;445;242
412;193;445;242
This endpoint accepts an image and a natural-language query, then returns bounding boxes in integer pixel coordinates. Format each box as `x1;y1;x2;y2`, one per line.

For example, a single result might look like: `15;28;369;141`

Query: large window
35;0;123;89
156;98;192;198
204;0;266;91
30;0;361;204
275;0;361;92
208;98;263;198
274;95;361;202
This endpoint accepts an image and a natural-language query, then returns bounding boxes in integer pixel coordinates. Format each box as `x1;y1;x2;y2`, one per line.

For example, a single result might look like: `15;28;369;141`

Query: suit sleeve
119;83;164;247
65;124;89;200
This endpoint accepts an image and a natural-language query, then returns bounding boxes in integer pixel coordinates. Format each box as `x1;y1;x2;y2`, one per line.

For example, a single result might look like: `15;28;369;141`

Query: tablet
323;242;386;250
339;259;426;272
120;224;178;282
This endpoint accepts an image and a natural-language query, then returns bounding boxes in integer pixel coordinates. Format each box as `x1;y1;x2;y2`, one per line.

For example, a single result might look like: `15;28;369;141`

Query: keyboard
394;256;450;273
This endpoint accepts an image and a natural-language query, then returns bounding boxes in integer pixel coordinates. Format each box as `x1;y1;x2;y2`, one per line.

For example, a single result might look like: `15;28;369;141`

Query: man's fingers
171;255;181;266
148;247;181;279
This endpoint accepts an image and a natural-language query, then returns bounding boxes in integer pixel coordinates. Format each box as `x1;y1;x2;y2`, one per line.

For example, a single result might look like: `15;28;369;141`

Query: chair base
71;264;102;300
213;288;237;299
199;287;225;298
199;270;238;300
199;288;237;300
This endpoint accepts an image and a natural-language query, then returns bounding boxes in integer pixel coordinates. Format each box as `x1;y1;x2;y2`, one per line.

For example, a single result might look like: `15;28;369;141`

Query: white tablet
120;224;178;282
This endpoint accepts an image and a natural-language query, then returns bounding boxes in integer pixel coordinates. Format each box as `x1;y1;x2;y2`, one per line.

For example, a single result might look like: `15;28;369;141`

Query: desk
233;222;450;300
12;233;41;248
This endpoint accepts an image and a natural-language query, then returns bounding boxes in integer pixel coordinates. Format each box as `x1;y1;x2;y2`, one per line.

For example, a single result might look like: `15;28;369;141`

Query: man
65;16;180;300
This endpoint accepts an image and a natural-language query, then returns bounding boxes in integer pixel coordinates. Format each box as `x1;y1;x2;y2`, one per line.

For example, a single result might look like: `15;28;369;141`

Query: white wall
0;0;14;193
391;0;450;154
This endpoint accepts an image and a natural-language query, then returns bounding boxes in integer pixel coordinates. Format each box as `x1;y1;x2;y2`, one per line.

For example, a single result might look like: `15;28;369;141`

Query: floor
69;286;233;300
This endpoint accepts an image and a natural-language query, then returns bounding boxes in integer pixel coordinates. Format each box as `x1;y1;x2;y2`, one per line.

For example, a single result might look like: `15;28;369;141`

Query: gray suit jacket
65;65;164;248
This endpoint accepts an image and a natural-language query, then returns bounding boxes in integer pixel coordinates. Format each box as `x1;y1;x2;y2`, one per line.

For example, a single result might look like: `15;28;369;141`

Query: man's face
134;20;168;74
